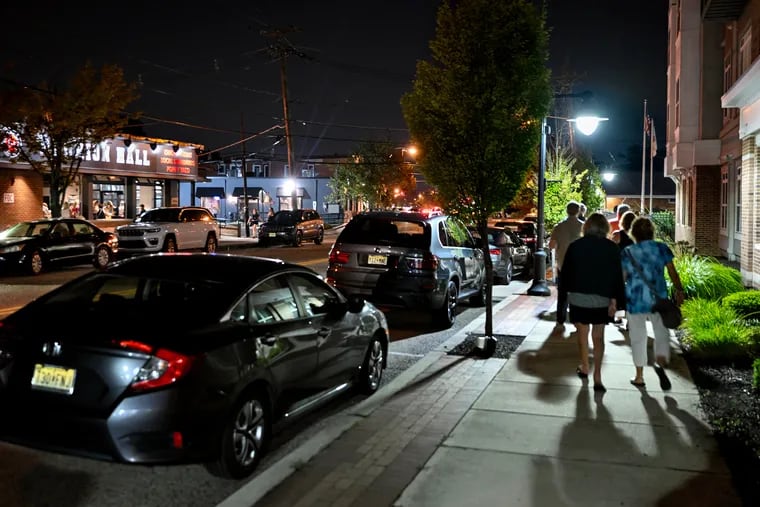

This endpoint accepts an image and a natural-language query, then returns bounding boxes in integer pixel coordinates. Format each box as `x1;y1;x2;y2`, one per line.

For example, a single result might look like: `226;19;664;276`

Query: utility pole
262;26;305;210
241;113;250;237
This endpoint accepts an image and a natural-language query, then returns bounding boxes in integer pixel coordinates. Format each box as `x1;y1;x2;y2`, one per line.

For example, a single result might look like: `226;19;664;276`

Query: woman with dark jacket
559;212;626;392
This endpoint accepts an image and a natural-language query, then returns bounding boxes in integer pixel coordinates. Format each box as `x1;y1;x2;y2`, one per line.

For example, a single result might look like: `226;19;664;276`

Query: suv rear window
339;216;430;248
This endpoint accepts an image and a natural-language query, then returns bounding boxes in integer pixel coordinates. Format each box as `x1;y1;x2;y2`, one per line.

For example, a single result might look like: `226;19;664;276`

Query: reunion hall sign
70;138;200;178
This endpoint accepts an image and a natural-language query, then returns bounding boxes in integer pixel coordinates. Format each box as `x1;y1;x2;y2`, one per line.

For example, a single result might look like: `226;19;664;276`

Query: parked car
468;226;514;285
494;219;539;253
258;209;325;247
0;218;118;275
0;253;388;479
326;210;487;328
503;228;533;278
115;206;218;255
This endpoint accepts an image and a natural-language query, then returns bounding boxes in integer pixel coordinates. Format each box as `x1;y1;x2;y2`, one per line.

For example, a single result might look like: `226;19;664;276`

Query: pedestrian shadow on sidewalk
638;391;739;506
549;388;640;505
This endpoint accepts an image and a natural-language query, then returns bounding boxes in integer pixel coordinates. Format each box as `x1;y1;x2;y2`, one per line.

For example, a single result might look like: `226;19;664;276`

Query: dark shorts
569;305;612;325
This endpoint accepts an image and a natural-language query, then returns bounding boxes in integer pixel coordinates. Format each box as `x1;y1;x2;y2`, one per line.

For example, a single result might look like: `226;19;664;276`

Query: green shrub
680;298;755;363
672;254;743;301
754;358;760;391
651;211;675;242
722;290;760;320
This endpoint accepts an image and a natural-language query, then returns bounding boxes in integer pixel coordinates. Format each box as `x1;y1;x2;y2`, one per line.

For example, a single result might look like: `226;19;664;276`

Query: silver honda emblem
41;341;62;357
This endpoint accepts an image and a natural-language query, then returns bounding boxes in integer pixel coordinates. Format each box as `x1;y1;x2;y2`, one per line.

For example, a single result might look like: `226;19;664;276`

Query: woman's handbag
626;251;682;329
651;296;682;329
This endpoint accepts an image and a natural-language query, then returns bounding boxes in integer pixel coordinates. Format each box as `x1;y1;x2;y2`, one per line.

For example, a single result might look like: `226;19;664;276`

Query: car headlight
0;245;22;254
145;227;162;233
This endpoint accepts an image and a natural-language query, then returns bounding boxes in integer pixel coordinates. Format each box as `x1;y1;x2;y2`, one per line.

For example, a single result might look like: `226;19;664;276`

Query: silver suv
116;206;218;255
326;211;487;328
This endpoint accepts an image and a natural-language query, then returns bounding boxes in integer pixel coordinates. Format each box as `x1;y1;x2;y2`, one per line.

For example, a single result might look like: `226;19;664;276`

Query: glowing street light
527;109;607;297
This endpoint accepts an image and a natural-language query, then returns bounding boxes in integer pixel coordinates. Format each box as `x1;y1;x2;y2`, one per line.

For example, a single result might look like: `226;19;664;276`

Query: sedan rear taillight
116;340;195;392
489;247;501;257
404;252;439;271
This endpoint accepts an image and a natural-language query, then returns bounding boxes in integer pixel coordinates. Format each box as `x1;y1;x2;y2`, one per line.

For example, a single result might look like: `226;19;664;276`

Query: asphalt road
0;243;525;507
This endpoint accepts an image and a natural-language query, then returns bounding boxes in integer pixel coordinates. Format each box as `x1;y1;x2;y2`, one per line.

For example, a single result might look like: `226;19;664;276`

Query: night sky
3;0;668;172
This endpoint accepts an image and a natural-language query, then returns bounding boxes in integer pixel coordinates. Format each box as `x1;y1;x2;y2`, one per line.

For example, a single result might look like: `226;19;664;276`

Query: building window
739;28;752;75
252;164;261;177
735;166;742;233
263;164;270;177
723;54;733;122
720;166;728;230
284;164;290;176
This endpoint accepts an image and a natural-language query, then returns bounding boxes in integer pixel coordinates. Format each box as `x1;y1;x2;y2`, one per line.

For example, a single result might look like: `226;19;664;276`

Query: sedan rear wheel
433;280;458;328
27;250;44;276
207;389;270;479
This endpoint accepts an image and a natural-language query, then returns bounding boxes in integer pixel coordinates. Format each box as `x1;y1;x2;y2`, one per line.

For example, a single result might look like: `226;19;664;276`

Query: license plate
31;364;76;395
367;254;387;266
268;232;276;237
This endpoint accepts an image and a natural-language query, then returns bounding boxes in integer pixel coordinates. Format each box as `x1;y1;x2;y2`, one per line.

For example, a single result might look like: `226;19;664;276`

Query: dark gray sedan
0;218;118;275
0;253;388;479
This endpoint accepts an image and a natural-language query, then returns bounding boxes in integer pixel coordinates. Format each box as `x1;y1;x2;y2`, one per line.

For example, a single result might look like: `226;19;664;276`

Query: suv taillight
405;252;438;271
329;249;350;265
489;247;501;257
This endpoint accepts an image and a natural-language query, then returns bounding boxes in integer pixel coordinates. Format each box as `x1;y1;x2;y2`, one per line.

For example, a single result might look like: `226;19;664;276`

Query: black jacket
559;235;626;310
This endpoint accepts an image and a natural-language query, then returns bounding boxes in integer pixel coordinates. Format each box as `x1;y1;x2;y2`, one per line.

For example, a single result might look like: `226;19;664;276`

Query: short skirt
569;304;612;325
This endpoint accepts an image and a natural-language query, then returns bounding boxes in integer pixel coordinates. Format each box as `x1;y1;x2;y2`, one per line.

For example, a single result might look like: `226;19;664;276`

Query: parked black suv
326;210;487;328
258;209;324;247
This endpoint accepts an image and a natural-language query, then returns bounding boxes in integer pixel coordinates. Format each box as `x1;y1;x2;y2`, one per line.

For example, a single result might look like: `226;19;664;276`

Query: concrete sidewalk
218;286;741;507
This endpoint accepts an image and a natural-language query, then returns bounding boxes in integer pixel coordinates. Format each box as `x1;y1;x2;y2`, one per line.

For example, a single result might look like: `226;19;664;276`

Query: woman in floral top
621;216;685;390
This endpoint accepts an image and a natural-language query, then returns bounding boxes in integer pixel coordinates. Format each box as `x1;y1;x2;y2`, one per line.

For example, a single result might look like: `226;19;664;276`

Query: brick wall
0;170;44;229
694;165;722;256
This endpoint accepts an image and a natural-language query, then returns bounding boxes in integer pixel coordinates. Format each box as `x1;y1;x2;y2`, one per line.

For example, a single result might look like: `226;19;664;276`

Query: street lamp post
527;111;607;296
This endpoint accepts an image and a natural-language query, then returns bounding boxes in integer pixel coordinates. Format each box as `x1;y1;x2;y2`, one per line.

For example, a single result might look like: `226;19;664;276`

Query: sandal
630;379;646;388
576;367;588;379
654;364;672;391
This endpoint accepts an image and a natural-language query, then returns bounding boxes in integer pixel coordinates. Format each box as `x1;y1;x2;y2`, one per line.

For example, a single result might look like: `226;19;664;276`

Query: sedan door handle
260;333;276;345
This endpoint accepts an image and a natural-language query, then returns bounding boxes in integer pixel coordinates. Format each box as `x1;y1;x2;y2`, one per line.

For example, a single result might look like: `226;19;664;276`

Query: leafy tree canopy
0;62;139;217
544;147;584;229
326;140;416;210
401;0;552;228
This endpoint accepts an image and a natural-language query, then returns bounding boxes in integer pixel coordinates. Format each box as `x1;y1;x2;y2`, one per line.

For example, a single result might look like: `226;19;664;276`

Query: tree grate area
446;333;526;359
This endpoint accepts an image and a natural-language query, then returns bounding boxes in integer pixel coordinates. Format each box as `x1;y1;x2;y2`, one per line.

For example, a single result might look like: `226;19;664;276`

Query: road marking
389;351;425;358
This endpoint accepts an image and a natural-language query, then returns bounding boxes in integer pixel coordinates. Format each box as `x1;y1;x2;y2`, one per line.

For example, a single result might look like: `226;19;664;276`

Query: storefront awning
195;186;225;198
232;186;263;197
276;186;311;199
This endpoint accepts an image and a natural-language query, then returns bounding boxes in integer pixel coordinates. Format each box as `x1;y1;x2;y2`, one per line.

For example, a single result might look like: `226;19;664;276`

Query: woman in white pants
620;216;685;390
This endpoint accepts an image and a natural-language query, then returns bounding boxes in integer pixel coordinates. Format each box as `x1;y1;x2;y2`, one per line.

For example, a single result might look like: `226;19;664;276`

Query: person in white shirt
548;200;584;331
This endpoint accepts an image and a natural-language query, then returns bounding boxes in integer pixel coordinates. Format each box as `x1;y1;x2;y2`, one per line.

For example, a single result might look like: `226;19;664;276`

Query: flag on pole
650;120;658;157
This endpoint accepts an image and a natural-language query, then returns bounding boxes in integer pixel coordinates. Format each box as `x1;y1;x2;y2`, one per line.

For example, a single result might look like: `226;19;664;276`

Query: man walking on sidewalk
548;200;583;331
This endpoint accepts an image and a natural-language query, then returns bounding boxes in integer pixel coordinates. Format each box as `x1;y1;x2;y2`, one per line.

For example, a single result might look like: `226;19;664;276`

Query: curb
216;292;518;507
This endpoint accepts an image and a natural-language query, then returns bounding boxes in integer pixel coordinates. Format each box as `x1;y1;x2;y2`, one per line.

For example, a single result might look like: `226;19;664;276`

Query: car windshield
269;211;298;225
0;221;48;238
340;217;430;248
139;208;180;222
